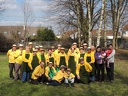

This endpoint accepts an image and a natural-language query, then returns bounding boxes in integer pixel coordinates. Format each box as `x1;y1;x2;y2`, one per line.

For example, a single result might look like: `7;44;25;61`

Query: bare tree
97;0;105;46
108;0;128;48
0;0;6;20
21;0;35;43
104;0;107;47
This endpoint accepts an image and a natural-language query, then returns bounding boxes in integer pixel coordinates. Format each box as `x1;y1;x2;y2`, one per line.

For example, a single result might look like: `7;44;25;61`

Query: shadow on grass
115;71;128;85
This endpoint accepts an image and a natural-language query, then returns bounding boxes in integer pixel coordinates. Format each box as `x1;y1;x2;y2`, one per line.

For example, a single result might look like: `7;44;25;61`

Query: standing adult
7;44;17;79
84;47;95;81
22;46;32;82
14;44;24;80
94;46;105;82
106;44;115;82
28;42;33;53
83;43;88;52
57;47;68;67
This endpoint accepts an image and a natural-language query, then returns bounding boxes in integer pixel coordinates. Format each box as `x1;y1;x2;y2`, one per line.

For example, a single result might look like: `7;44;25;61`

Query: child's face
67;71;71;75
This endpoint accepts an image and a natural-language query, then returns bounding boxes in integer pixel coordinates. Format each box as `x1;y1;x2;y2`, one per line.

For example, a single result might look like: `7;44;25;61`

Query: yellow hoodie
14;49;23;64
7;49;16;63
76;63;92;75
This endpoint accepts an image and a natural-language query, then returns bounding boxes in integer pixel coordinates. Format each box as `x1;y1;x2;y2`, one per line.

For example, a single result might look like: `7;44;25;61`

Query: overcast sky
0;0;58;33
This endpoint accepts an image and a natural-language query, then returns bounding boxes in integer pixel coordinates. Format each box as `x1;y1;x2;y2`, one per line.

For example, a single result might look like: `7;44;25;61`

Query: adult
30;49;41;72
45;48;55;65
83;43;88;52
84;47;95;81
29;62;45;84
14;44;24;80
45;62;57;82
67;47;78;75
48;65;67;86
106;44;115;82
57;47;68;67
94;46;105;82
7;44;17;79
22;46;32;82
76;57;92;84
28;42;33;53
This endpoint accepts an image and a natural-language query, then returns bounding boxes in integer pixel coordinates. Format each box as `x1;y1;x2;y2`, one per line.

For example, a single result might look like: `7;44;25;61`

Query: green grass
0;50;128;96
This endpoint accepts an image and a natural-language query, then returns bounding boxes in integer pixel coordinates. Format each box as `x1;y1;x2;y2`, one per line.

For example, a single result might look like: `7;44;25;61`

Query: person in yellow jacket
68;43;79;55
65;68;75;87
57;47;68;67
76;57;92;84
7;44;17;79
45;48;55;65
14;44;24;80
40;49;46;68
22;46;33;82
28;42;33;53
30;49;41;72
29;62;45;84
45;62;57;82
47;65;67;86
84;47;95;82
67;47;79;75
54;44;62;63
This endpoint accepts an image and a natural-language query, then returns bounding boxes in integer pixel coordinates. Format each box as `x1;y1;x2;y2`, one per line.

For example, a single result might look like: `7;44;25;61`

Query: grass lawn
0;49;128;96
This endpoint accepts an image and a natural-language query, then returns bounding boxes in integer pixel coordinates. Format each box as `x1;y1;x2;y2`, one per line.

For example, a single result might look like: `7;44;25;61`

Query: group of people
7;42;115;87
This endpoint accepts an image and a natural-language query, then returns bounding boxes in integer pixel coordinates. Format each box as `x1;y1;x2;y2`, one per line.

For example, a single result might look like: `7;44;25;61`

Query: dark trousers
96;64;104;81
9;63;15;79
48;80;61;86
30;74;45;84
106;63;114;81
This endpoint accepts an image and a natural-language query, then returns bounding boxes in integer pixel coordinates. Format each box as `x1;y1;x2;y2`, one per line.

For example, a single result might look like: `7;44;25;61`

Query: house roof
122;24;128;31
62;29;121;37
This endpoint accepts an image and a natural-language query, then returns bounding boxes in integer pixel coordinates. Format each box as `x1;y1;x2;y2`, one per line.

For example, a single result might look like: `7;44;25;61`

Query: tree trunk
104;0;107;47
87;0;92;47
97;0;105;46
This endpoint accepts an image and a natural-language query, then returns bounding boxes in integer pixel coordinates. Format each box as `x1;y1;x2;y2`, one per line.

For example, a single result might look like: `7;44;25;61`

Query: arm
85;63;92;72
45;67;49;77
76;64;80;75
90;53;95;64
95;52;102;60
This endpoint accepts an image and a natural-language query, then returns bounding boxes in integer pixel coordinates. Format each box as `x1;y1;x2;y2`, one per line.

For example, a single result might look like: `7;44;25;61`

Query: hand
77;75;80;79
48;77;51;80
39;74;42;77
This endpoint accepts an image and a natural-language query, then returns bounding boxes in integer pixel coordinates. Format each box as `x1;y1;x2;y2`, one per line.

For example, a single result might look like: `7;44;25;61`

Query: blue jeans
48;80;61;86
22;72;30;82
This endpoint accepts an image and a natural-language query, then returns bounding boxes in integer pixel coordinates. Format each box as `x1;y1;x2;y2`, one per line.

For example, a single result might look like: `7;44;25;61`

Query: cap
79;57;84;60
66;68;71;72
83;43;87;46
39;45;43;48
73;42;77;45
35;46;39;49
19;44;23;47
28;42;33;45
61;47;65;50
51;46;55;49
48;62;53;64
87;47;91;50
58;44;61;47
12;44;17;47
79;47;83;50
60;65;66;69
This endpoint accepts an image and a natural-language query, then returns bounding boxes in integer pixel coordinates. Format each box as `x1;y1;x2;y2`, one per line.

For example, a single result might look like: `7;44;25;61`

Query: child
65;68;75;87
105;48;112;68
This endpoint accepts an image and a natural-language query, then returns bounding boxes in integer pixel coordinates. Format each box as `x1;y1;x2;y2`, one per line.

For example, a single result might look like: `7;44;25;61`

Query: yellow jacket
65;73;75;79
91;50;96;56
53;70;67;83
84;52;95;64
7;49;16;63
57;52;68;66
76;63;92;75
67;52;79;65
31;65;45;80
68;48;80;55
45;66;57;77
14;49;23;64
45;53;55;64
54;49;60;63
22;50;33;70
